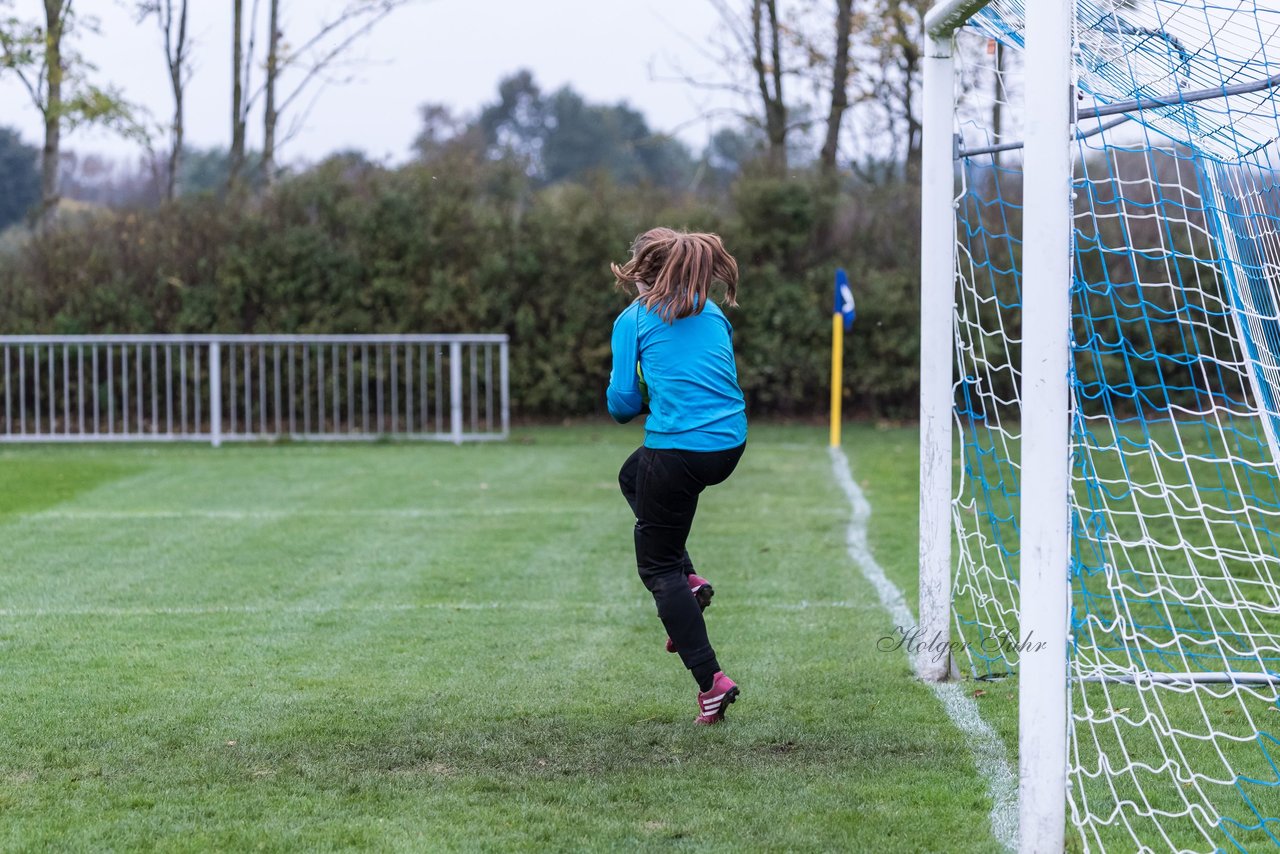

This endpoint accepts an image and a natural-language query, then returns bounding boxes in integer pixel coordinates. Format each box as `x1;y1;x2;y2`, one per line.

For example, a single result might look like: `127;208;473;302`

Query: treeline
0;0;940;422
0;143;923;419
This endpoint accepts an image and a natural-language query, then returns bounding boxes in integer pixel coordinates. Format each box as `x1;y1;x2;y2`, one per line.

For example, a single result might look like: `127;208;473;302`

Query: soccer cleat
694;671;739;725
666;574;715;653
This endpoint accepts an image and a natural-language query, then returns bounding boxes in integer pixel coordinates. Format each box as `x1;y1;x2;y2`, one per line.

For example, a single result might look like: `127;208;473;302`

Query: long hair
610;227;739;323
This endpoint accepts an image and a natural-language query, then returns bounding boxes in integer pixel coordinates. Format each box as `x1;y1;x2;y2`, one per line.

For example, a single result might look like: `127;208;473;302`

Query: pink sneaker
694;671;739;725
666;574;714;653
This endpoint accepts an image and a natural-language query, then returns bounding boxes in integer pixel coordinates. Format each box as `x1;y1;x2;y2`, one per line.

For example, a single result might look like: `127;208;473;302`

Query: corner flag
830;268;853;447
835;268;855;330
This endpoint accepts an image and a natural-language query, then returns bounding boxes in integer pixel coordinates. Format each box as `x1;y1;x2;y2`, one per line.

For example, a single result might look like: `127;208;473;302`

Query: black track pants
618;443;745;674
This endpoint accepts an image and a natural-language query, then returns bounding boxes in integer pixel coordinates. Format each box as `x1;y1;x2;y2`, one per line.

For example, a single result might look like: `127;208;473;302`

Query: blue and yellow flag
834;268;855;330
830;268;853;447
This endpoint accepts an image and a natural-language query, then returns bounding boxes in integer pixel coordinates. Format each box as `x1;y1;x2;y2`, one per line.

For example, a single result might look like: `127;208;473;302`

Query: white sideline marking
829;447;1017;852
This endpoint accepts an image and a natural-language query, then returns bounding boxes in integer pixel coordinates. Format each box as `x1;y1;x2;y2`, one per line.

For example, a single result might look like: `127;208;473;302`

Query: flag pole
830;310;843;447
830;268;852;448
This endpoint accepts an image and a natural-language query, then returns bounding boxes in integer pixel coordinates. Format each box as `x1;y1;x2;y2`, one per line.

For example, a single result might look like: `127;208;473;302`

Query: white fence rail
0;334;509;445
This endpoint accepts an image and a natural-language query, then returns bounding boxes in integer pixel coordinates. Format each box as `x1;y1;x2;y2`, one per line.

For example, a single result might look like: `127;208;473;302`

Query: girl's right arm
607;307;643;423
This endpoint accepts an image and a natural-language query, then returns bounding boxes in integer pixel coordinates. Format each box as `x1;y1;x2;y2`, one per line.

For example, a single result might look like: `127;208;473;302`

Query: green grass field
0;424;1013;852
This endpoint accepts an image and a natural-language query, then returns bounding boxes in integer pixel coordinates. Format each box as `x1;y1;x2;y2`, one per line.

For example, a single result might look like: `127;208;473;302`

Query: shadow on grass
0;457;143;515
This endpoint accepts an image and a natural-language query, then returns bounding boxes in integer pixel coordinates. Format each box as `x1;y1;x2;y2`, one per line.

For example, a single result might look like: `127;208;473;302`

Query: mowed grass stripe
0;426;1005;852
0;444;617;612
17;507;591;519
0;599;883;620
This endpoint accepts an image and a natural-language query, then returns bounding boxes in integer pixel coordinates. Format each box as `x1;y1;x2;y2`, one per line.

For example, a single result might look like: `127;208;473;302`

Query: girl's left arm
606;310;643;423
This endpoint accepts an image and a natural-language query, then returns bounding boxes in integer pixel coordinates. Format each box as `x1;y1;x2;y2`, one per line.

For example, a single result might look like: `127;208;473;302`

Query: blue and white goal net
950;0;1280;848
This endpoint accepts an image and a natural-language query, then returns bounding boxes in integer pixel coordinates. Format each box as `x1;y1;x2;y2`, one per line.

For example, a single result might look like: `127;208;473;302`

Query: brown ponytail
611;227;739;322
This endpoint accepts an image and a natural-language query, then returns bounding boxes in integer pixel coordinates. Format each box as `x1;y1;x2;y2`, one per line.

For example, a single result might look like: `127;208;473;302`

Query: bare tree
139;0;190;200
38;0;63;224
260;0;415;186
859;0;929;177
658;1;821;175
0;0;132;227
229;0;251;188
229;0;282;189
819;0;853;175
262;0;280;186
750;0;787;172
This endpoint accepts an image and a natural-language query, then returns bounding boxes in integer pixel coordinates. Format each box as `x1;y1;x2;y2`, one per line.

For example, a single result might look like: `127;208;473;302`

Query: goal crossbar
959;73;1280;159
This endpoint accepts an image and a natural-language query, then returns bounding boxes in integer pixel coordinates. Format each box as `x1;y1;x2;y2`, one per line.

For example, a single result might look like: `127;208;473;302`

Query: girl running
607;227;747;725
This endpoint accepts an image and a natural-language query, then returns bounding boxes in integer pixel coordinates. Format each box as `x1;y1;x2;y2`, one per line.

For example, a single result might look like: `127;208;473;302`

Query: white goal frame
919;0;1280;849
918;1;1072;851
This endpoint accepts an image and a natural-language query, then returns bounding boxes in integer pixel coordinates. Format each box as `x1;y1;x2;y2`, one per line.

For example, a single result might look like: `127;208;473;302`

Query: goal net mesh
950;0;1280;848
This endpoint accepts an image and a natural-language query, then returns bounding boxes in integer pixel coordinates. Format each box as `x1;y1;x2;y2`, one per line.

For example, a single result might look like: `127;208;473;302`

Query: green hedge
0;156;923;418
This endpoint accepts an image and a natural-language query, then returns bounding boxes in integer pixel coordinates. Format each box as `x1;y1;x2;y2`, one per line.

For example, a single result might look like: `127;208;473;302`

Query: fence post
449;341;463;445
499;338;510;439
210;340;222;448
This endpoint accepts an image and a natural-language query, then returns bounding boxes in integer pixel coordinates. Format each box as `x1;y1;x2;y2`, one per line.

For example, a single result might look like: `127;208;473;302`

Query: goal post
921;0;1074;849
918;5;960;686
1016;0;1074;849
918;0;1020;687
919;0;1280;850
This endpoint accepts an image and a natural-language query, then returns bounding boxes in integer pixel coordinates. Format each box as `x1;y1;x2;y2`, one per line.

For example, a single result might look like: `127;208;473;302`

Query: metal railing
0;334;509;445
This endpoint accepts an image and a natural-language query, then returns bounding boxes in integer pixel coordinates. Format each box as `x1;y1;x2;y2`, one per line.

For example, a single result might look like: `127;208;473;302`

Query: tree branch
276;7;393;116
0;18;47;113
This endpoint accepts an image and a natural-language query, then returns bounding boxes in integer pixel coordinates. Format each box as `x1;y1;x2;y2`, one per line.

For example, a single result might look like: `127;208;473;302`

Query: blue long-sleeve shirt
607;300;747;451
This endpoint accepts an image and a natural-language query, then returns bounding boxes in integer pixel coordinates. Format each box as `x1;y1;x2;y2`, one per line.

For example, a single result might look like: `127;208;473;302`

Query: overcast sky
0;0;745;167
